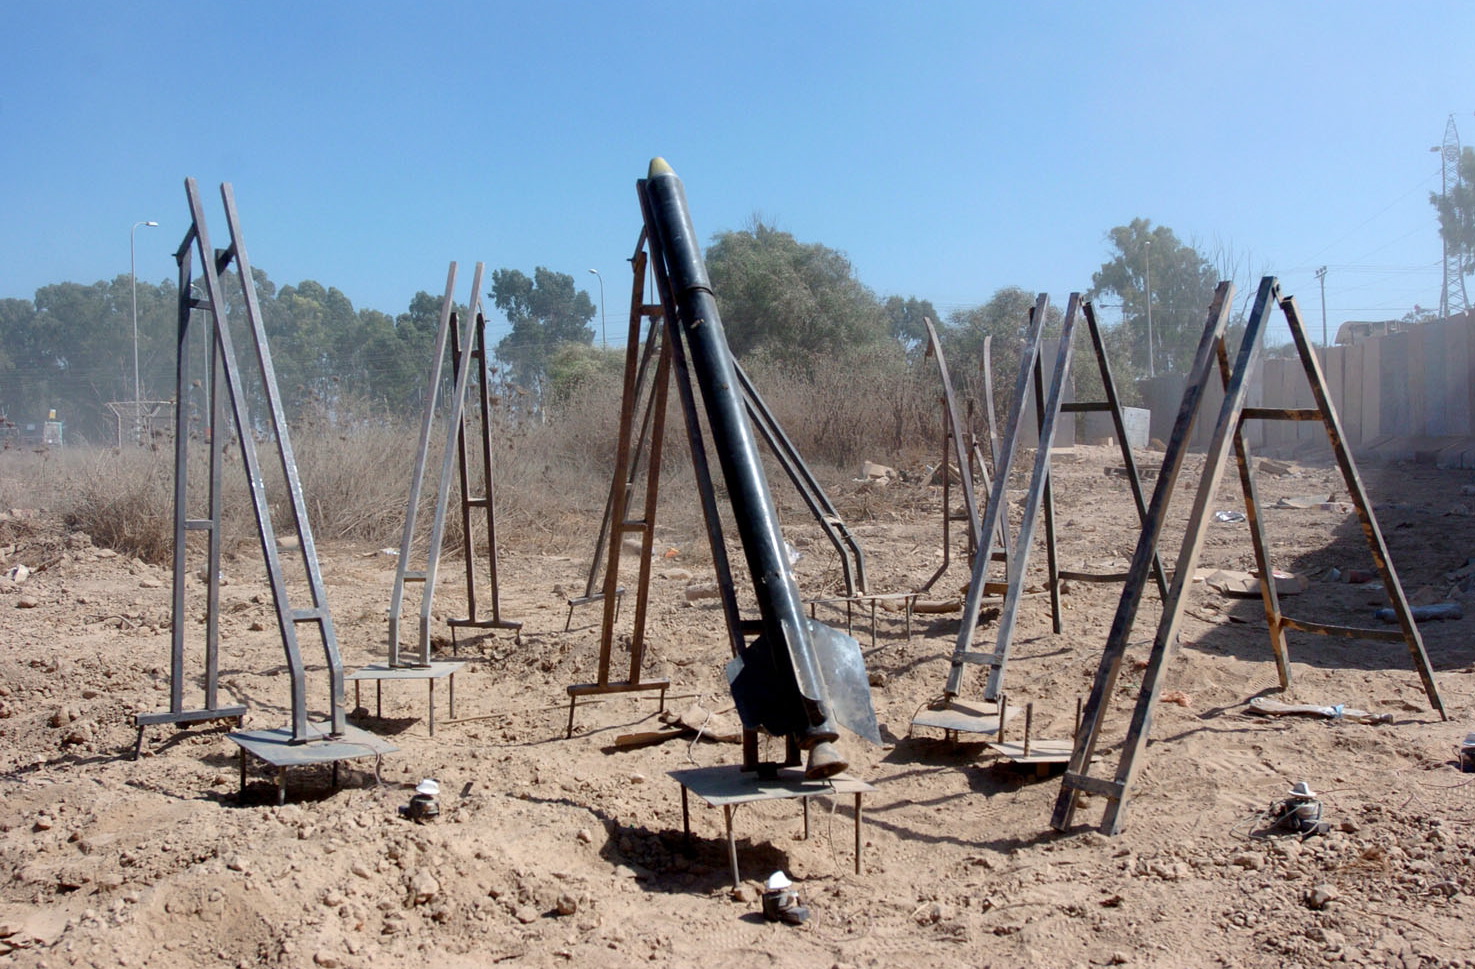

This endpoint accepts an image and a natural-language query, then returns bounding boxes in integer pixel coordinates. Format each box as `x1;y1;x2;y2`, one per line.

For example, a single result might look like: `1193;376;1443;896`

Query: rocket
641;158;881;779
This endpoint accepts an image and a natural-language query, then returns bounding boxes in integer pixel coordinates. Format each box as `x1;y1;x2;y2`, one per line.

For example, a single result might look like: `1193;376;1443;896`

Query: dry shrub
23;416;418;566
59;448;178;563
27;345;947;570
490;369;632;551
289;420;418;543
0;445;90;513
284;382;627;555
742;351;937;471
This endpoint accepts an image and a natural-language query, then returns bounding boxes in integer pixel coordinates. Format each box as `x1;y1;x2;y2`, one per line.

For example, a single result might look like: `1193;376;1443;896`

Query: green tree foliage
704;221;889;362
883;295;939;356
1088;219;1220;379
545;344;625;409
258;278;453;418
1432;146;1475;280
490;267;596;394
0;266;480;442
268;280;345;404
0;276;179;441
941;286;1064;423
0;299;30;371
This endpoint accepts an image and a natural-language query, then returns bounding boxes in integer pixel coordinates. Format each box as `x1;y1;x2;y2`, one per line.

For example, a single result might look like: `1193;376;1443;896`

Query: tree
942;286;1064;423
269;279;343;408
1088;219;1220;378
545;343;624;408
490;267;595;394
883;295;939;356
704;220;889;362
25;279;135;440
1432;146;1475;282
0;299;31;372
384;290;460;411
0;298;37;424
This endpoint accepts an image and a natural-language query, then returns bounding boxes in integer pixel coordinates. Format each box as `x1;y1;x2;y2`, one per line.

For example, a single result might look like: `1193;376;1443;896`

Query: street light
131;219;159;444
1144;239;1155;378
587;268;606;348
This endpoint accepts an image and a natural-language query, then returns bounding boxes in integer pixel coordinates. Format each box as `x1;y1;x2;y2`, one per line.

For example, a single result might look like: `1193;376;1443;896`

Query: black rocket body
640;158;880;764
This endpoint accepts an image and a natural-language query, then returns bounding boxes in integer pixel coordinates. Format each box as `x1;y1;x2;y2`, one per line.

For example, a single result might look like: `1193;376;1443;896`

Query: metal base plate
566;679;670;698
987;738;1073;764
347;660;464;682
671;764;876;887
911;698;1018;736
448;617;523;630
670;764;875;805
228;722;398;768
136;705;247;727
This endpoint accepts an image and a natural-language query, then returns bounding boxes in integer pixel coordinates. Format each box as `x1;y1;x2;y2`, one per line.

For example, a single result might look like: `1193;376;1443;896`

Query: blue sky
3;1;1471;349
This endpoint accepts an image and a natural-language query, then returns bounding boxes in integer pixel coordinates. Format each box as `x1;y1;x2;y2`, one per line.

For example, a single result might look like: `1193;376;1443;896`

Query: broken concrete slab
1200;568;1309;598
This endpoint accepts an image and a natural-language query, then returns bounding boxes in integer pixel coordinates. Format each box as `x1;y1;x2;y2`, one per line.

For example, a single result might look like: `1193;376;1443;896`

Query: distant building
1334;319;1408;346
1335;309;1475;346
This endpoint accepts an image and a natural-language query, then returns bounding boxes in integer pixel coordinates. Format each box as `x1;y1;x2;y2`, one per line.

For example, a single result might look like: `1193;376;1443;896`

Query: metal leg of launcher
429;678;435;737
855;792;863;875
724;804;739;889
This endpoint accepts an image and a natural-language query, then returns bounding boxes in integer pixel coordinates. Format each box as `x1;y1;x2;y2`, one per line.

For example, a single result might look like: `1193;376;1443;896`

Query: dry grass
291;421;418;542
37;447;180;564
8;350;950;566
743;351;937;470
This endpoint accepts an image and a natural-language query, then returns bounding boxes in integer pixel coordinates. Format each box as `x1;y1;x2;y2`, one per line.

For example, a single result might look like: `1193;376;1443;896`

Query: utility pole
1315;266;1328;348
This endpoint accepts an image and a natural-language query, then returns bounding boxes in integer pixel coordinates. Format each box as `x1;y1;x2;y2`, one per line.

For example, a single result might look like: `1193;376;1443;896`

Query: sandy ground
1;445;1473;969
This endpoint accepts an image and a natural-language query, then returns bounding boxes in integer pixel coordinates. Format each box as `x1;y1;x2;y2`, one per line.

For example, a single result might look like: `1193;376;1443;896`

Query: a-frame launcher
136;179;395;802
563;238;871;744
350;263;521;736
565;161;880;780
912;293;1165;748
1052;278;1446;835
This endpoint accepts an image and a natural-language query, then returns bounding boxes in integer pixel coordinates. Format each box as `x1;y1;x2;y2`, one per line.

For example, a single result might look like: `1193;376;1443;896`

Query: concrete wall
1137;357;1265;452
996;312;1475;464
1017;337;1076;449
1347;315;1475;464
1130;315;1475;465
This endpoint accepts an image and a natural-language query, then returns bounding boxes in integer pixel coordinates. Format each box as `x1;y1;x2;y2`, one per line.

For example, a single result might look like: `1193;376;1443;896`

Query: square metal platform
228;722;398;804
669;764;877;888
987;738;1074;777
911;697;1018;737
347;660;463;735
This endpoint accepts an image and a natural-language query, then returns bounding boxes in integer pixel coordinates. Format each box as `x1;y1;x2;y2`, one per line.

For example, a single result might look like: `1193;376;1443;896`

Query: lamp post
587;268;606;348
1144;239;1155;378
1315;266;1329;349
130;220;159;444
